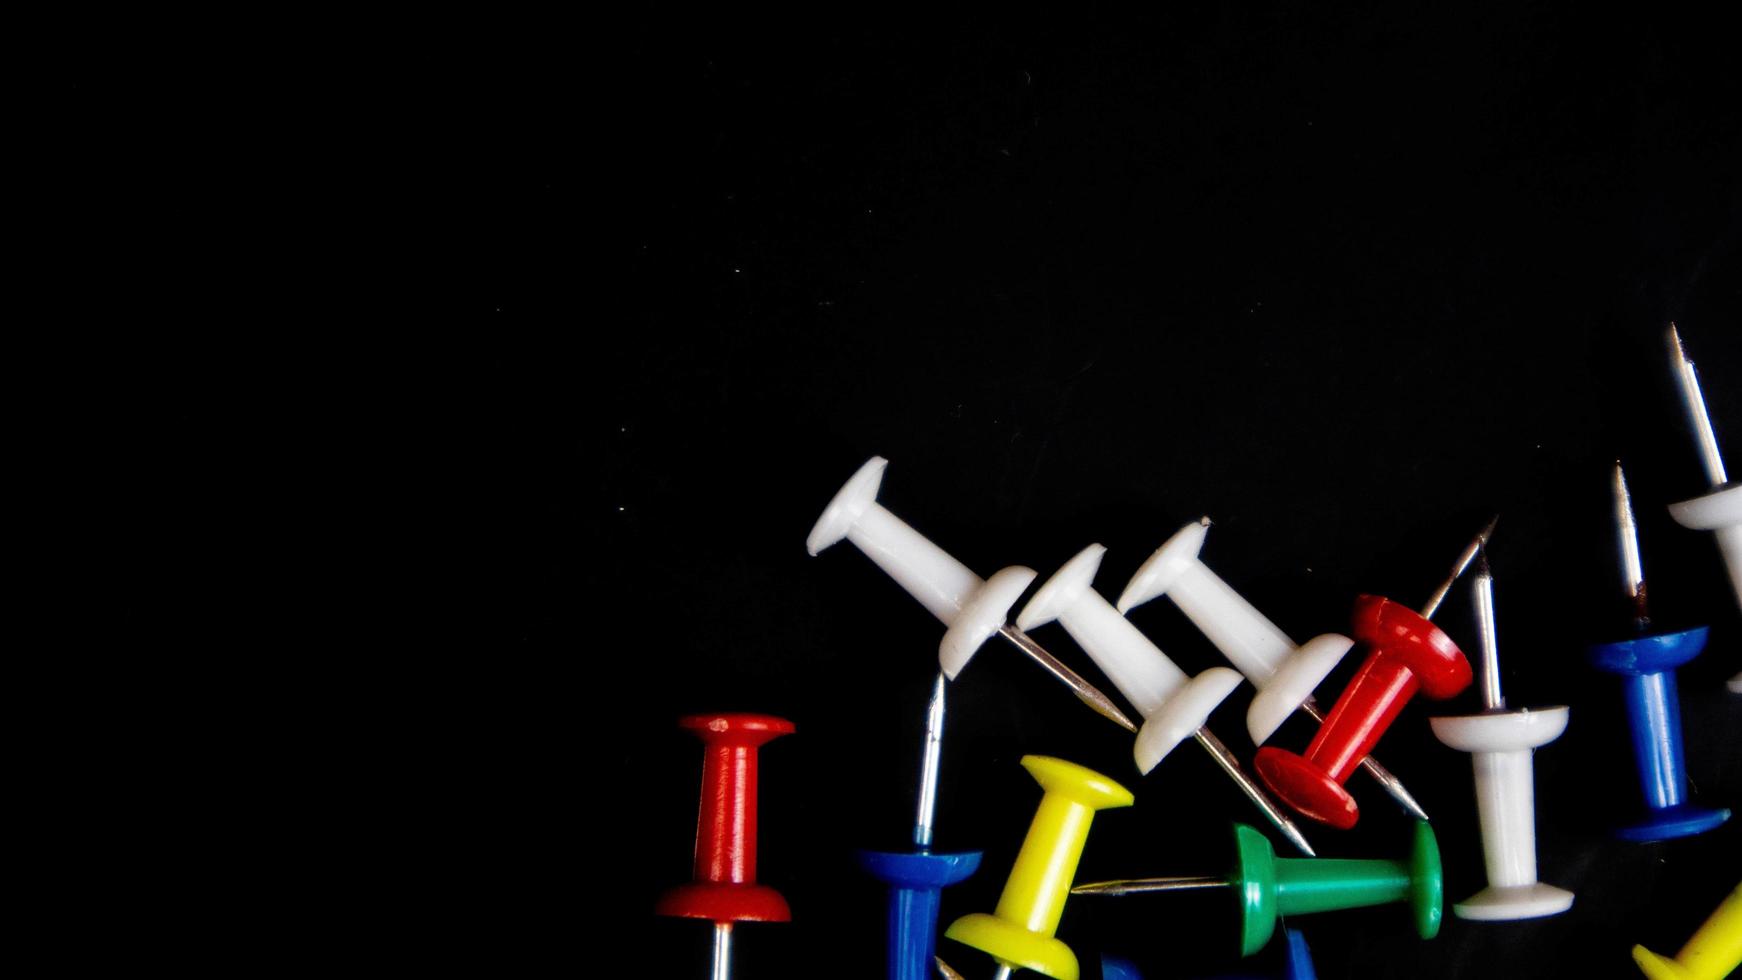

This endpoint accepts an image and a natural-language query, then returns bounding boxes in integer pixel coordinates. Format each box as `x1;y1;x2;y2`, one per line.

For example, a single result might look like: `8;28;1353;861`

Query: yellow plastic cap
946;913;1080;980
1019;755;1136;810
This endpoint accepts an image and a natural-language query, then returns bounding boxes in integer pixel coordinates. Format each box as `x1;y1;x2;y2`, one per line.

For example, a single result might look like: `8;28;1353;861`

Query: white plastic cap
1116;520;1209;614
1430;706;1570;754
1670;484;1742;614
1134;668;1245;774
807;456;888;557
1119;520;1305;686
939;565;1037;680
1431;706;1573;921
1019;543;1244;773
808;456;1030;677
1246;633;1355;745
1668;482;1742;530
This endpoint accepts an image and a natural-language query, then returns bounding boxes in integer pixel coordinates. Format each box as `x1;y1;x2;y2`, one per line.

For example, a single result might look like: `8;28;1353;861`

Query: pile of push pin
656;325;1742;980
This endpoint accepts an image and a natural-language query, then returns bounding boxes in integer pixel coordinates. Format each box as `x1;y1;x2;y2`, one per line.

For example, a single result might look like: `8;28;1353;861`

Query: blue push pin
1189;930;1318;980
1101;931;1317;980
1585;463;1731;841
858;673;982;980
1207;930;1318;980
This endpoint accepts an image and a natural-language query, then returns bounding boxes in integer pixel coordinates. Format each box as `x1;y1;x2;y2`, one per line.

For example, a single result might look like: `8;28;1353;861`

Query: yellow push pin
1633;882;1742;980
944;756;1134;980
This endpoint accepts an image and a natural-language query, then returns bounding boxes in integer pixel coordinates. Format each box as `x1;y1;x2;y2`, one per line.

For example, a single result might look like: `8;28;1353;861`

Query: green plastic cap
1408;820;1444;939
1231;824;1280;957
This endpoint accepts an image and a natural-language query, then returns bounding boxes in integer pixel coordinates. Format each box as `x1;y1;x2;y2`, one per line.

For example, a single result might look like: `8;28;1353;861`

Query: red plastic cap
1349;595;1471;699
654;881;793;924
1254;747;1360;830
678;713;798;747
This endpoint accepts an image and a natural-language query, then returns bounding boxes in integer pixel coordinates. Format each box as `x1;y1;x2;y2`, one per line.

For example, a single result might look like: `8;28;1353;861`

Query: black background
71;8;1740;978
564;11;1740;980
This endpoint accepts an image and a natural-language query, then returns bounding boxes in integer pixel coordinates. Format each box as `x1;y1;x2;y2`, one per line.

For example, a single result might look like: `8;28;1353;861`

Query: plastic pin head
857;675;983;980
808;459;1137;735
656;713;794;946
1429;562;1573;919
1255;597;1470;829
1018;544;1311;854
1115;521;1354;747
1073;823;1441;958
1019;544;1242;772
1232;821;1442;955
1589;470;1731;840
1632;883;1742;980
944;756;1134;980
1665;324;1742;618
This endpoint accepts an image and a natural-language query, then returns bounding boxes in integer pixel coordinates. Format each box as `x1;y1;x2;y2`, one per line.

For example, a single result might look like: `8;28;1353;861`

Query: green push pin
1074;822;1442;956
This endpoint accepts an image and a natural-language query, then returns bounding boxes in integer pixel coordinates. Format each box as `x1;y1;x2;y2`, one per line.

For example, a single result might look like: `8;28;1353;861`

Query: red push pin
656;713;796;979
1255;528;1487;829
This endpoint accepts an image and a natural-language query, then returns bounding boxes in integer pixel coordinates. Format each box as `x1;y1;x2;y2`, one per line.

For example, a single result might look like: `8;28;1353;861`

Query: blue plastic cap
1101;955;1144;980
1282;930;1317;980
856;849;982;888
1587;626;1710;675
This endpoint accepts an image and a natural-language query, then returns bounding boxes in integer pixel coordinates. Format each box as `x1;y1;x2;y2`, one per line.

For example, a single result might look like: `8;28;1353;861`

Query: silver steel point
1194;727;1316;856
998;624;1139;732
1668;323;1729;487
1473;544;1504;711
711;923;732;980
1300;694;1431;820
933;956;968;980
914;671;947;849
990;966;1013;980
1419;515;1500;619
1613;461;1650;628
1073;875;1230;896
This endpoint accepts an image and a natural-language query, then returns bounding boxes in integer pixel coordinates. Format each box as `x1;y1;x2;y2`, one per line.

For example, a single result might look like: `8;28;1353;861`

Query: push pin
947;952;1147;980
1018;543;1316;856
858;674;983;980
1428;547;1574;919
1117;519;1480;822
656;713;795;980
1632;882;1742;980
1251;526;1490;829
1074;822;1442;957
1665;324;1742;617
1195;930;1319;980
809;457;1136;731
1585;463;1731;841
943;756;1134;980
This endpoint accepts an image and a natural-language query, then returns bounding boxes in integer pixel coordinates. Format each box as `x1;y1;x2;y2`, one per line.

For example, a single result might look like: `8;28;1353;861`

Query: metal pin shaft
1613;461;1651;629
711;923;732;980
1420;515;1500;620
1298;694;1429;821
1004;621;1310;853
1473;545;1504;711
1073;875;1231;896
997;625;1139;732
933;957;967;980
1193;727;1317;857
914;672;947;849
1668;323;1728;487
990;966;1012;980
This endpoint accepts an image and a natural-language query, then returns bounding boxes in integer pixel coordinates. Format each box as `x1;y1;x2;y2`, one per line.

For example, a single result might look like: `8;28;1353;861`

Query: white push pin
1666;324;1742;623
809;457;1137;731
1429;547;1574;920
1018;544;1316;857
1115;519;1432;821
